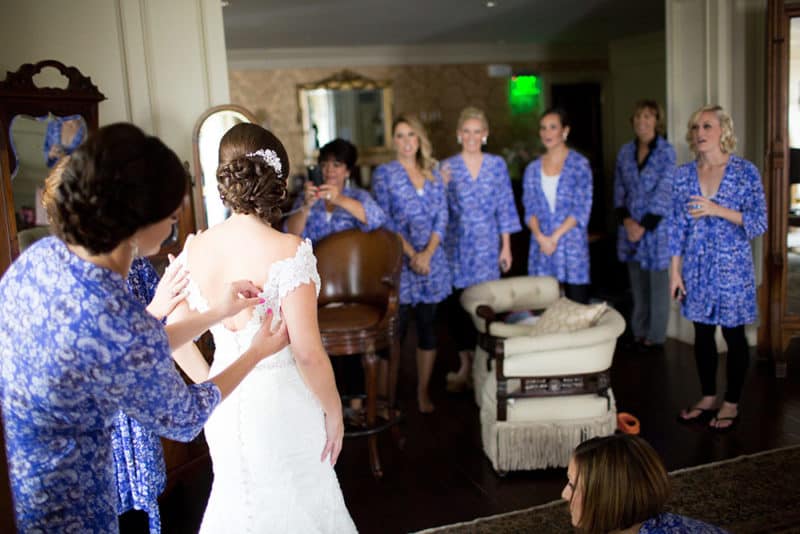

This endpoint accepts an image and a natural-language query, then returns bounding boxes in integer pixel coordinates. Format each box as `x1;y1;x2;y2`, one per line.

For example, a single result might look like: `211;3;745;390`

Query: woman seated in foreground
563;434;727;533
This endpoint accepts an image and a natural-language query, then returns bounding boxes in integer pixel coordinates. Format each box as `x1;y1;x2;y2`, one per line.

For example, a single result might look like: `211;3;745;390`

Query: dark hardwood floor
131;322;800;534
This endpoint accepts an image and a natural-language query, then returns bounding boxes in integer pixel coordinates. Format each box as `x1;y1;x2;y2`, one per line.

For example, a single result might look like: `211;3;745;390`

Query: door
764;0;800;377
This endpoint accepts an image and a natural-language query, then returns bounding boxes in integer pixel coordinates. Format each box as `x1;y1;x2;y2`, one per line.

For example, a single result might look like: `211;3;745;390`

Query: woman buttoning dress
173;123;357;533
372;114;451;413
41;157;203;532
0;123;287;533
522;107;593;303
440;106;521;391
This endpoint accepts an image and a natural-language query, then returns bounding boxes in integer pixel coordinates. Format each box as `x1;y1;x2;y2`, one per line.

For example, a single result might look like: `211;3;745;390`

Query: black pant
564;283;591;304
693;322;749;403
446;288;477;353
398;302;438;350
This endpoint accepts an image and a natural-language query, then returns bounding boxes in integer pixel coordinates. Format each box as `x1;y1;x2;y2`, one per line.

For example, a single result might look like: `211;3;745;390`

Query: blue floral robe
111;258;166;533
0;238;220;533
286;185;386;244
372;161;452;305
639;512;728;533
522;150;593;284
614;137;676;270
669;156;767;326
441;153;521;289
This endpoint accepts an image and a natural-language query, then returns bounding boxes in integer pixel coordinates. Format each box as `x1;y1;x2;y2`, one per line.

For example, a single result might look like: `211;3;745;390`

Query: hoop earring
345;176;352;189
457;136;462;145
130;238;139;259
481;136;488;145
562;133;568;142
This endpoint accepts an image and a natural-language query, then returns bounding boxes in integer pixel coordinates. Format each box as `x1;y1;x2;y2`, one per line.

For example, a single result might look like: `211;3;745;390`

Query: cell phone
673;287;686;300
499;259;509;272
307;165;323;187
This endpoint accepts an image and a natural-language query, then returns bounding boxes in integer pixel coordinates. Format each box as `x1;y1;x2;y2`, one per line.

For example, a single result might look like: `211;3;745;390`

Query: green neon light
509;75;541;114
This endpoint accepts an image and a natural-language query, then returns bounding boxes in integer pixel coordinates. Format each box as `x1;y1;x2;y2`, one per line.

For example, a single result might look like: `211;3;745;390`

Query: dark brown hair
572;434;671;534
50;123;187;254
216;123;289;224
631;99;666;136
318;138;358;173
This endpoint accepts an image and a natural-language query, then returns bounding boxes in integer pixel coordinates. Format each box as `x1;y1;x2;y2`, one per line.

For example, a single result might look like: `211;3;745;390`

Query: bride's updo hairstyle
51;123;187;254
216;123;289;224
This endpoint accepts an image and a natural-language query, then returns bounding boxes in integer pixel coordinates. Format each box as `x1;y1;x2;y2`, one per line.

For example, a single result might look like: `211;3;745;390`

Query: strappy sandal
676;406;717;424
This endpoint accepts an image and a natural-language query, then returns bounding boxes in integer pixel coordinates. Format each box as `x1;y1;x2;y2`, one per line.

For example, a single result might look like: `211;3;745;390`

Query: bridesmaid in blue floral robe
373;116;450;412
614;100;677;348
523;109;593;304
113;258;168;533
670;105;767;431
440;107;521;391
285;139;386;244
0;123;281;533
0;238;220;532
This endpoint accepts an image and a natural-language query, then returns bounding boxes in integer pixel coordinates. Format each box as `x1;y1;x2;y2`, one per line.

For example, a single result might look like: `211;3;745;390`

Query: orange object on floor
617;412;640;434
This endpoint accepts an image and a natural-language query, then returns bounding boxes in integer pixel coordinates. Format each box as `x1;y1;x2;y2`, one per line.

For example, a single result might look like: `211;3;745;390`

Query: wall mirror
192;104;257;231
0;60;104;275
297;70;393;170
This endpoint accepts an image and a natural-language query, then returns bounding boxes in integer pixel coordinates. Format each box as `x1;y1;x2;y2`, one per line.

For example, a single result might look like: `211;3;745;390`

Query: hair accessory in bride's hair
245;148;283;178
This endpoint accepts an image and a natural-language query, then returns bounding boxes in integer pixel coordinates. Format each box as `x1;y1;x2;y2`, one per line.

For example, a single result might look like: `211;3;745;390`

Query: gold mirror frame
297;70;394;169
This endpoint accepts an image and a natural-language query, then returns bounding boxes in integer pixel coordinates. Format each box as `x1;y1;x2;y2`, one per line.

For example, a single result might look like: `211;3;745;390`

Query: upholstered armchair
460;275;625;473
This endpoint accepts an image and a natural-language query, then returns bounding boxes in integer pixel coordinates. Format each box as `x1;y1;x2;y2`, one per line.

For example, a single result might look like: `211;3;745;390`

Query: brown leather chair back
315;228;402;309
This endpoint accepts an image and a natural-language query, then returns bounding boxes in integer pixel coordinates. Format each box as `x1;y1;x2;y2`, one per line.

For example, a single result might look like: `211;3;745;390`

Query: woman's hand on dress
146;254;189;320
216;280;265;320
687;195;720;219
623;218;645;243
321;407;344;465
247;309;290;360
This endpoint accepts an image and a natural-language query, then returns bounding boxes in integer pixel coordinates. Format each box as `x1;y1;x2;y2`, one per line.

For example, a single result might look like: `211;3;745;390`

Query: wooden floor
130;325;800;534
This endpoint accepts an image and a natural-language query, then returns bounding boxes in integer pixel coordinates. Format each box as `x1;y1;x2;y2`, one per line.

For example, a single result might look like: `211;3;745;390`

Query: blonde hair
685;104;737;155
42;156;70;224
631;100;666;136
457;106;489;131
572;435;670;534
393;114;437;181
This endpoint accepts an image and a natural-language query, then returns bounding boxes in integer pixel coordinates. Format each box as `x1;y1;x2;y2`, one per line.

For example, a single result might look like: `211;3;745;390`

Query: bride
173;123;356;533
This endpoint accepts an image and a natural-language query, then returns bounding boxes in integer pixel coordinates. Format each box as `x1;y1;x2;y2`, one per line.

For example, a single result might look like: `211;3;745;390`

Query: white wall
0;0;231;165
665;0;766;346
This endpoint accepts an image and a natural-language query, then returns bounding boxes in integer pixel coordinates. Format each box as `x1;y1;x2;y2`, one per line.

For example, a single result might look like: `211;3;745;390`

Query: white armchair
460;275;625;472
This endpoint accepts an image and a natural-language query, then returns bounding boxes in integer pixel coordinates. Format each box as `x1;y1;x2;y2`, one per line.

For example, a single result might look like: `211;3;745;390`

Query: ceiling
222;0;665;50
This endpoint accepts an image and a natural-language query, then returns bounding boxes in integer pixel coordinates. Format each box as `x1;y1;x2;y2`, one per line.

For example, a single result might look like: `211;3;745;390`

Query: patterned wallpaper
228;63;568;180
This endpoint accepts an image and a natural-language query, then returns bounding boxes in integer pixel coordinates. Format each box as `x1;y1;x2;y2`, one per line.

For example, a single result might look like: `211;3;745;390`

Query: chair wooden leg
363;349;383;478
388;337;401;408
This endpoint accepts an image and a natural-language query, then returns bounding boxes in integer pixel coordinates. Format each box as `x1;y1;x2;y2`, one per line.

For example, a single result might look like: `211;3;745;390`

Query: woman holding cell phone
670;105;767;432
284;138;385;243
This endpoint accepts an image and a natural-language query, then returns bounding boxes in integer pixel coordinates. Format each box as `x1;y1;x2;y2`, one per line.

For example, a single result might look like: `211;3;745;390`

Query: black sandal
676;407;717;424
709;414;739;433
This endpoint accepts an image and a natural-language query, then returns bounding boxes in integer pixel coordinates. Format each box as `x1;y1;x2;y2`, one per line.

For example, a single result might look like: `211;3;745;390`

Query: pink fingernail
259;298;265;304
267;308;273;314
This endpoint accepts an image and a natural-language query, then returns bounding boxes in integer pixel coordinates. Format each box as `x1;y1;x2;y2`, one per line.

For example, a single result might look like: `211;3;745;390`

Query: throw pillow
528;297;608;336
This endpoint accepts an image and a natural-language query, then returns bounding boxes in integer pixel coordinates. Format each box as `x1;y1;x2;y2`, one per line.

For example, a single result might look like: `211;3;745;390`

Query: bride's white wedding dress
177;237;357;533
